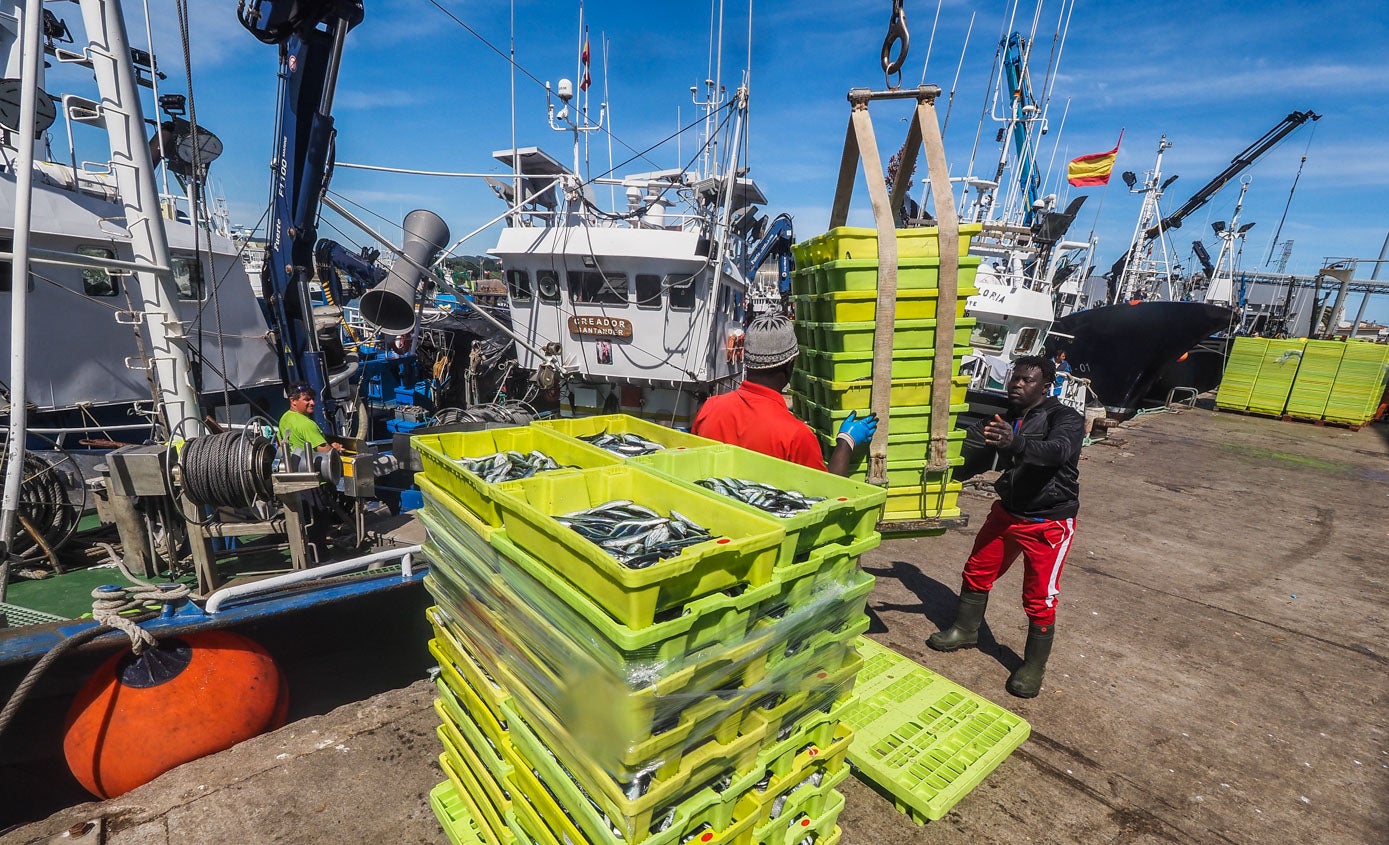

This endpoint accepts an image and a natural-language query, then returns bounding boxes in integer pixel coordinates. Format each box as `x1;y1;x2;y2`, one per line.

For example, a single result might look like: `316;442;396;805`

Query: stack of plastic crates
1285;340;1346;420
788;224;980;520
413;417;888;845
1324;340;1389;426
1245;339;1306;415
1214;336;1269;411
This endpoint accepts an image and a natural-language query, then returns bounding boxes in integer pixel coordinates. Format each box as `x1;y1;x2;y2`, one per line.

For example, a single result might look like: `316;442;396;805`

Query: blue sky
56;0;1389;322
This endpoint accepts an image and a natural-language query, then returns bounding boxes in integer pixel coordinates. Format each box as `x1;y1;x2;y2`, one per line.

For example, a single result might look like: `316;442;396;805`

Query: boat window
171;254;204;300
668;273;695;310
506;269;532;302
1014;326;1041;355
634;274;662;307
568;270;628;305
77;246;119;297
0;238;10;292
536;269;560;303
969;322;1007;351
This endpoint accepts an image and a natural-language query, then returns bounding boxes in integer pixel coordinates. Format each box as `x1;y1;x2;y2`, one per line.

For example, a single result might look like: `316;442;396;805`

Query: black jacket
957;397;1083;520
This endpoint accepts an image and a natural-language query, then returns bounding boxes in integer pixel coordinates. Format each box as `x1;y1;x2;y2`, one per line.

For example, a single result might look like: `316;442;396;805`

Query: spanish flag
1067;131;1123;187
580;26;592;91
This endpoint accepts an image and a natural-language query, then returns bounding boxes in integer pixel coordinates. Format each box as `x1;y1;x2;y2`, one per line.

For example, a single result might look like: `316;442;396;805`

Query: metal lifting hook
881;0;910;90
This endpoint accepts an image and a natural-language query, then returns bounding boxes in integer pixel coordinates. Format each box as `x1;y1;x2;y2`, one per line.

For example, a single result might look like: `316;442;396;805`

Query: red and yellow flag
1067;131;1124;187
580;26;592;91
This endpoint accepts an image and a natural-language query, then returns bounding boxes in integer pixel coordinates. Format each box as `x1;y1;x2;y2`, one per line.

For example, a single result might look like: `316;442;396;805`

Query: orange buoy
63;629;288;799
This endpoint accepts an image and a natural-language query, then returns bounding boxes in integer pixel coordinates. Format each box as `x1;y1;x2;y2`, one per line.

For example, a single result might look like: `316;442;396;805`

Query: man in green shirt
279;383;343;454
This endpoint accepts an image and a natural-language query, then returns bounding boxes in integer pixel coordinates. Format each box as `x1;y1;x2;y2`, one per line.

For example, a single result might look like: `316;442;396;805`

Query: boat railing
203;544;424;614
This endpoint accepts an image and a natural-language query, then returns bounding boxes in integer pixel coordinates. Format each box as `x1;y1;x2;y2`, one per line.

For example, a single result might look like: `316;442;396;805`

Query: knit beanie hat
744;314;799;369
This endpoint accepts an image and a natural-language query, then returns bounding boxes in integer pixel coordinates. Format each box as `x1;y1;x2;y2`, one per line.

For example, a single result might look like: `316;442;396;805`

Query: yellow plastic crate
800;223;983;264
815;255;983;294
812;374;970;410
882;482;963;520
431;780;489;845
491;466;786;628
804;346;970;382
807;288;976;323
413;426;621;527
438;749;515;845
813;318;976;353
533;413;720;454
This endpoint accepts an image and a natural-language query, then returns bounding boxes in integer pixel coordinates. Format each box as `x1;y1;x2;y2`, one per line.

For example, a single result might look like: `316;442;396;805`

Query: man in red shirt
693;313;874;475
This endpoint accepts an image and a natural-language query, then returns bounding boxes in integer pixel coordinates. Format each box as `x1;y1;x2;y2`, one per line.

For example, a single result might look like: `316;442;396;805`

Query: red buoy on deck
63;630;288;799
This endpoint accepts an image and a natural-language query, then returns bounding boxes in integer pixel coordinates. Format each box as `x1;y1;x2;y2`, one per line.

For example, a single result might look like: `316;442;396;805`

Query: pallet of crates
1324;340;1389;425
1285;340;1345;421
1215;337;1269;411
417;453;881;843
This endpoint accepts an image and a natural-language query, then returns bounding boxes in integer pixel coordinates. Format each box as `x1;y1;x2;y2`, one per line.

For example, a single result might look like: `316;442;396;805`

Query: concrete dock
4;407;1386;844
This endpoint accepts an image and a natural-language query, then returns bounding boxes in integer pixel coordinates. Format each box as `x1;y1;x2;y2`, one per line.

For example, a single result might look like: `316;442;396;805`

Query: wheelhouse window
969;322;1007;351
568;270;628;305
171;254;204;300
536;269;561;303
506;269;532;302
1014;326;1041;355
669;273;696;310
77;246;119;297
634;273;663;307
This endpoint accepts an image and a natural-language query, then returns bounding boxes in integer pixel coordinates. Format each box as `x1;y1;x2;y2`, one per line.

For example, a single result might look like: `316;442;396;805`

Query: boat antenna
916;0;945;85
1262;120;1317;267
510;0;518;223
140;0;171;198
604;33;614;208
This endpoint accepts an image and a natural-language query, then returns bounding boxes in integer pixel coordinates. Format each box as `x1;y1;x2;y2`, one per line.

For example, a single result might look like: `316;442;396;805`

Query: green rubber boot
926;589;989;652
1006;623;1055;698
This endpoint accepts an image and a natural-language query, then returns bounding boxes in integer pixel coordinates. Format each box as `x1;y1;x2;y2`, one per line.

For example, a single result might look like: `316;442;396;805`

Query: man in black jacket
928;354;1084;698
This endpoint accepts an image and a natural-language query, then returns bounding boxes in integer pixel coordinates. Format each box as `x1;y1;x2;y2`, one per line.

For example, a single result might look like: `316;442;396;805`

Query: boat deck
3;406;1386;843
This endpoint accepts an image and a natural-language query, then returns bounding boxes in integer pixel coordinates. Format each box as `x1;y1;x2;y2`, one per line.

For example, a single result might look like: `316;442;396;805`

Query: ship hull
1054;302;1235;419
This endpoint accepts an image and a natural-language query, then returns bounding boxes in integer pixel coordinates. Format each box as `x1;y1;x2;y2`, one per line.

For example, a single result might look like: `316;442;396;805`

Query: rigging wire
1263;121;1318;267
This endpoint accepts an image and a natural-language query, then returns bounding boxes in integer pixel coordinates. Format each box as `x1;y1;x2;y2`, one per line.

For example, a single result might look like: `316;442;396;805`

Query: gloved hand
836;410;878;449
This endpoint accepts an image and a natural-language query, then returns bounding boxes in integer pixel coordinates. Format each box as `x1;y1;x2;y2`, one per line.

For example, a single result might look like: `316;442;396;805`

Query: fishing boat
0;0;434;822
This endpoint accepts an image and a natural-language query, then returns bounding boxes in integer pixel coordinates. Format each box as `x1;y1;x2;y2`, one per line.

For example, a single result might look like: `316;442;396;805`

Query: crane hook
881;0;910;90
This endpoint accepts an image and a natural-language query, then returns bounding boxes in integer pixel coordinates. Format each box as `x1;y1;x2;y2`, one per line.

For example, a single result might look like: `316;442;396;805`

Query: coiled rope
181;431;276;508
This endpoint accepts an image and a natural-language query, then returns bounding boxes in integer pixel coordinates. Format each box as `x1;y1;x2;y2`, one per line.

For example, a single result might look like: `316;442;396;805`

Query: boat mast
1205;179;1252;308
1115;136;1172;303
0;0;47;565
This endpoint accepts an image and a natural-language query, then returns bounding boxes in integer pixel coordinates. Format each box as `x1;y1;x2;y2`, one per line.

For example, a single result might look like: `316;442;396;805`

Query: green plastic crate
882;482;963;520
753;777;847;845
413;426;621;527
431;781;490;845
807;289;976;324
814;430;954;465
533;413;721;454
811;374;970;410
438;722;511;826
1246;339;1306;415
626;444;887;559
1285;340;1346;419
793;318;817;351
804;346;970;383
845;638;1031;823
491;466;786;628
800;223;984;264
804;400;969;437
439;747;515;845
813;317;975;353
501;698;767;843
815;255;983;294
436;693;515;804
1215;336;1269;410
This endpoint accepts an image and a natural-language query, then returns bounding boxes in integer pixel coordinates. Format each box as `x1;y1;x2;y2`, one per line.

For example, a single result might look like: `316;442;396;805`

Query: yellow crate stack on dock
412;419;887;844
790;225;979;521
1219;337;1388;427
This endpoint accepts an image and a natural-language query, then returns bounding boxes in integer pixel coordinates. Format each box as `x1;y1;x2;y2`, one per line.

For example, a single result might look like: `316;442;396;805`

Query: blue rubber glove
837;410;878;449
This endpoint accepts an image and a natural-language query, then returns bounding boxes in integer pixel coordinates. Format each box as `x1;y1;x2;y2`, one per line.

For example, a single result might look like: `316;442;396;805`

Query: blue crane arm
1002;34;1041;225
744;213;795;294
239;0;363;432
315;239;384;301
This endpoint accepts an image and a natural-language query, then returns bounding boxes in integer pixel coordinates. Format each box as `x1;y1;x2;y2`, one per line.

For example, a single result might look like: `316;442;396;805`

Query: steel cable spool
180;431;276;509
0;448;83;560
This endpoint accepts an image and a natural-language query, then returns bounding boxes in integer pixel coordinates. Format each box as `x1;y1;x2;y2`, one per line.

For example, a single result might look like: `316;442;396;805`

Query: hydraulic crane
1144;110;1319;241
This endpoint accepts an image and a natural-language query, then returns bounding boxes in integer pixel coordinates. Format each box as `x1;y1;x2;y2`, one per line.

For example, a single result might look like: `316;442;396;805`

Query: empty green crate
813;318;975;353
431;780;490;845
799;223;984;264
436;693;515;802
815;255;983;294
811;374;970;410
491;466;786;628
438;745;514;845
533;413;721;454
1216;337;1269;410
1246;339;1306;414
806;288;976;323
845;638;1031;823
814;430;955;465
1286;340;1346;419
413;426;621;527
804;346;970;382
805;399;969;437
438;722;511;826
753;776;848;845
627;444;887;559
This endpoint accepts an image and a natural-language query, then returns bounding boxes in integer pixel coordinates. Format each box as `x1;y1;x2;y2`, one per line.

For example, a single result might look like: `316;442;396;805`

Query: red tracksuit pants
961;501;1076;627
